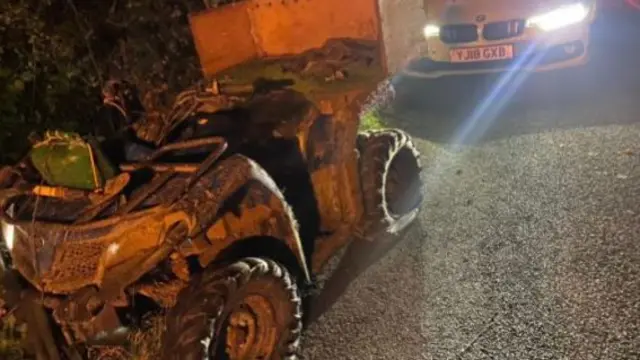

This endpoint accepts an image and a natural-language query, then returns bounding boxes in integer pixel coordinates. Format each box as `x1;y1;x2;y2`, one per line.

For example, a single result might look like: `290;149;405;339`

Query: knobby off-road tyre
357;129;423;237
161;257;302;360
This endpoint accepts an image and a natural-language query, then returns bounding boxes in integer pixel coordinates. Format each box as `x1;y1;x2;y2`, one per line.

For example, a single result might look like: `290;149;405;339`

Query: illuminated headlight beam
423;24;440;39
452;43;548;145
526;3;590;31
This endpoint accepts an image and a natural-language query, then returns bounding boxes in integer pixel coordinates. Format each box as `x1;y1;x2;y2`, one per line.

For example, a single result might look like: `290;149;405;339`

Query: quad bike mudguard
175;153;311;281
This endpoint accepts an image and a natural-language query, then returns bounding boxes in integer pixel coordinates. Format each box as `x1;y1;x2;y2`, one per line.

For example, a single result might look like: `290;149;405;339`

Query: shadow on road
389;10;640;145
306;223;424;325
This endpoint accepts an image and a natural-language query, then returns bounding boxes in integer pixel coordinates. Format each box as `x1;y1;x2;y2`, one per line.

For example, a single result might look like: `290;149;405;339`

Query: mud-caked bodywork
0;77;423;358
0;138;311;342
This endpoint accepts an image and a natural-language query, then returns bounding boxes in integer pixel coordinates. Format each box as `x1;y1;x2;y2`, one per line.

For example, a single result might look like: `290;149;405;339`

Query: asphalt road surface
302;10;640;360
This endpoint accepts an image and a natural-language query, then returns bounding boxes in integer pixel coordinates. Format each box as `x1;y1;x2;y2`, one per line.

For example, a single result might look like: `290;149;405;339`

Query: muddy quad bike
0;77;423;360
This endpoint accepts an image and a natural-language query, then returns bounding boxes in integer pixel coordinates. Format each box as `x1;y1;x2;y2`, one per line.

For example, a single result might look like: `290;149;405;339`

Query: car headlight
526;3;590;31
423;24;440;39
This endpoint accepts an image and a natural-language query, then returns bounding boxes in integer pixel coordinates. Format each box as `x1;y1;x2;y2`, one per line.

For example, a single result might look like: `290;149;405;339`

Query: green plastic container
29;131;117;190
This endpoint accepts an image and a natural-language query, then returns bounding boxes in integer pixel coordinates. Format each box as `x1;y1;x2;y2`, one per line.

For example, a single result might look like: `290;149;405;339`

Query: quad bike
0;75;423;359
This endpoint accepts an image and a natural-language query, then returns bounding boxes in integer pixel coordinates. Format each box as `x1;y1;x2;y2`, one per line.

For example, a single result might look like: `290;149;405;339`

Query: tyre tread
161;257;302;360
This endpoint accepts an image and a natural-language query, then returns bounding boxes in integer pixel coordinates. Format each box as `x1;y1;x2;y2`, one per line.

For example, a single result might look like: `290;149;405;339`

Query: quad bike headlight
1;221;14;251
1;205;15;251
526;3;590;31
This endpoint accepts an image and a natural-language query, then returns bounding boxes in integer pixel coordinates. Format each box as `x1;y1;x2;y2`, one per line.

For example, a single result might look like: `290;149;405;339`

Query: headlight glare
423;24;440;39
526;3;589;31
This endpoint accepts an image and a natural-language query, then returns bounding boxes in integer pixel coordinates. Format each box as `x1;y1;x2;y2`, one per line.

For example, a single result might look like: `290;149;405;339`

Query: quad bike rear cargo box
188;0;427;113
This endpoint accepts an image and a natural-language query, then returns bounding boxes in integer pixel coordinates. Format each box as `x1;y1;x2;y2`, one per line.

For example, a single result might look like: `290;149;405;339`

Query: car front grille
440;24;478;44
439;20;525;44
483;20;526;41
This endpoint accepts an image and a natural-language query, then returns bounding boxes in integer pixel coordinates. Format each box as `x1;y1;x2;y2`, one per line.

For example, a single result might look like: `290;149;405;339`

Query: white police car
403;0;598;78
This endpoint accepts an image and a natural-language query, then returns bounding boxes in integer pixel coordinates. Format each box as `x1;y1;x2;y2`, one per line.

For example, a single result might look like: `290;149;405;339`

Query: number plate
450;45;514;63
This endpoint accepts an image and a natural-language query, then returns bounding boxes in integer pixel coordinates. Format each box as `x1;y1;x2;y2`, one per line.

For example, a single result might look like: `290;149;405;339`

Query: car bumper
401;24;591;79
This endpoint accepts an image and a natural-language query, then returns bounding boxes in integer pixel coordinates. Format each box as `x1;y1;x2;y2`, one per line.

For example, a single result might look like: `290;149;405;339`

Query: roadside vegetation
0;0;204;164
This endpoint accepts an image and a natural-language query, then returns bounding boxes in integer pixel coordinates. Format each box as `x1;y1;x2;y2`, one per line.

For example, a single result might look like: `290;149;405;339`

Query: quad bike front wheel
357;129;423;237
161;257;302;360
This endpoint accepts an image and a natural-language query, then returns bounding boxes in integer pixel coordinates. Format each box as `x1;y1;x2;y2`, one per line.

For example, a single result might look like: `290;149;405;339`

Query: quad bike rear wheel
161;257;302;360
357;129;423;237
